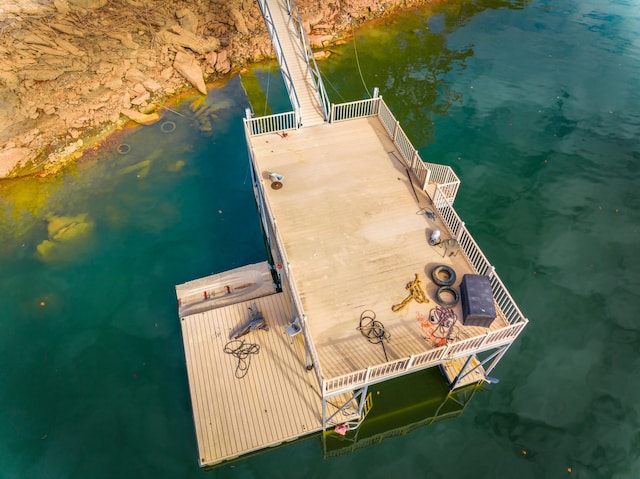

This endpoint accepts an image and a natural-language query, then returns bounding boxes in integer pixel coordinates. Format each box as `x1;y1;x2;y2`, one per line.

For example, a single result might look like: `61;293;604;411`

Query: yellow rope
391;274;429;312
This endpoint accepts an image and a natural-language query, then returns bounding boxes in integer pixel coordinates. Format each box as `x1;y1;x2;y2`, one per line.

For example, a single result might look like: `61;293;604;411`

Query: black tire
431;264;456;286
435;286;460;308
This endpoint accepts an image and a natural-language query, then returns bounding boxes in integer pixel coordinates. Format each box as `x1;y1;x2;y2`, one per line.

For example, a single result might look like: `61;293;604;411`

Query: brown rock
132;83;146;94
50;21;84;37
156;26;219;54
143;79;162;92
230;9;249;36
53;0;71;15
55;38;84;57
18;67;64;82
125;68;147;83
122;92;131;109
131;91;150;106
68;0;108;9
106;32;139;50
176;8;199;33
173;50;207;95
121;108;160;125
0;147;31;177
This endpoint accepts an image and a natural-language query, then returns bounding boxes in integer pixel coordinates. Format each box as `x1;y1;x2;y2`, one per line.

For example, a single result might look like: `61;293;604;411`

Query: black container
460;274;497;327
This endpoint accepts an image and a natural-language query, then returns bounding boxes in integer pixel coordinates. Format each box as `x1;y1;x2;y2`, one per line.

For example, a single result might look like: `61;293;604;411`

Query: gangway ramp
258;0;328;127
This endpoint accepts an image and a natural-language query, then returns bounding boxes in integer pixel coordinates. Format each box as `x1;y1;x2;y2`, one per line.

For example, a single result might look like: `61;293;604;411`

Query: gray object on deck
230;303;269;339
460;274;497;327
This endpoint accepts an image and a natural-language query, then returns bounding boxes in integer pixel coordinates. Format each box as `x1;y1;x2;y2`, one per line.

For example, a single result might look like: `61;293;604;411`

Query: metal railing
322;320;525;395
432;185;528;326
244;111;297;136
322;322;526;395
330;97;381;122
376;98;460;202
284;0;331;121
256;0;301;124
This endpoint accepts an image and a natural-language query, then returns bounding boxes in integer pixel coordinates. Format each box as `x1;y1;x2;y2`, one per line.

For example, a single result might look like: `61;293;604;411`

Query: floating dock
176;0;528;468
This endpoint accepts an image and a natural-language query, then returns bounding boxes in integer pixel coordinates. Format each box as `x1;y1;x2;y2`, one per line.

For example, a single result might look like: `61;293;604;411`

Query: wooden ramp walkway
261;0;326;126
179;291;324;467
176;262;277;317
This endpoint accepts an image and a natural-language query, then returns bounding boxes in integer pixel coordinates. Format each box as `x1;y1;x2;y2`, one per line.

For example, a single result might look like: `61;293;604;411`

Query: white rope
321;71;347;103
264;63;271;116
352;27;371;98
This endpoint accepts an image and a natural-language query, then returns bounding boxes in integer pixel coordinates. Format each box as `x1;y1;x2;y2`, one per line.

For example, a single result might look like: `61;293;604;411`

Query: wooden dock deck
249;117;509;379
179;291;323;466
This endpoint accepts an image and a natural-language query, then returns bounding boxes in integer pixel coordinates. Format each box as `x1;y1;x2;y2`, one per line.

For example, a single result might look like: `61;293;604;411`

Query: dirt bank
0;0;434;178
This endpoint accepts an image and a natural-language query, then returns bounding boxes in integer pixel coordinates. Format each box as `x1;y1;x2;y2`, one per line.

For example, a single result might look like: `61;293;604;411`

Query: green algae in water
36;213;96;263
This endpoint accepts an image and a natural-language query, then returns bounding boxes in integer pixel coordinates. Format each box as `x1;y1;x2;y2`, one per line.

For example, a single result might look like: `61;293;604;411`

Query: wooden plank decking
249;117;509;379
180;291;323;467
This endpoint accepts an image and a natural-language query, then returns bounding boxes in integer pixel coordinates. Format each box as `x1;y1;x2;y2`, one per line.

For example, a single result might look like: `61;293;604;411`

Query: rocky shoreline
0;0;435;179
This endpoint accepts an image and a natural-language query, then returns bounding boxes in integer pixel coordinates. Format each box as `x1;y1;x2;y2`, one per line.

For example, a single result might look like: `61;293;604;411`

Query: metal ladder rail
284;0;331;121
256;0;302;125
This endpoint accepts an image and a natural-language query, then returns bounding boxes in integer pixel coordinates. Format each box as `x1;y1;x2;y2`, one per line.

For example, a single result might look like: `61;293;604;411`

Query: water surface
1;0;639;477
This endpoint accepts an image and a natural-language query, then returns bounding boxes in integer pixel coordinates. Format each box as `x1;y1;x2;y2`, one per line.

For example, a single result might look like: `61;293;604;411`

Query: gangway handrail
256;0;302;125
284;0;331;121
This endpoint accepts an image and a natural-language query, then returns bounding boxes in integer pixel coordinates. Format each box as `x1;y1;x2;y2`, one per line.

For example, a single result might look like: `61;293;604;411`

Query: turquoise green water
2;0;639;477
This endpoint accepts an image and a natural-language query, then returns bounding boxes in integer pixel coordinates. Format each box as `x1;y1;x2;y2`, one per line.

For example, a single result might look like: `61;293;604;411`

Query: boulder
121;108;161;125
176;8;199;33
125;68;147;83
68;0;108;9
155;26;219;54
215;50;231;74
106;32;139;50
0;147;31;177
143;79;162;92
53;0;71;15
230;8;249;35
173;51;207;95
50;21;84;37
131;91;150;106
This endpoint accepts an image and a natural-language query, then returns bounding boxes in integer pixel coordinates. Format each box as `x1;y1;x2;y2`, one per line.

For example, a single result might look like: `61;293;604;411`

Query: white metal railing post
423;168;431;191
406;354;415;369
456;222;465;240
393;120;400;141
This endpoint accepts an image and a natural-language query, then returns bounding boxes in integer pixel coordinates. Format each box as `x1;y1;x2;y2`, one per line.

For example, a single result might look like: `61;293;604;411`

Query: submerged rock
37;213;95;262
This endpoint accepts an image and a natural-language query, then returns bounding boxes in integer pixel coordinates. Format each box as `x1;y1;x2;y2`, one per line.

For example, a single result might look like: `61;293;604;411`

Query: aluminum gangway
256;0;330;127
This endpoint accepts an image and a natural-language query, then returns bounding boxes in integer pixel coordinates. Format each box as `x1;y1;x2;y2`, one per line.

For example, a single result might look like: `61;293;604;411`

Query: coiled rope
423;306;458;346
223;339;260;379
391;274;429;312
357;310;390;361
